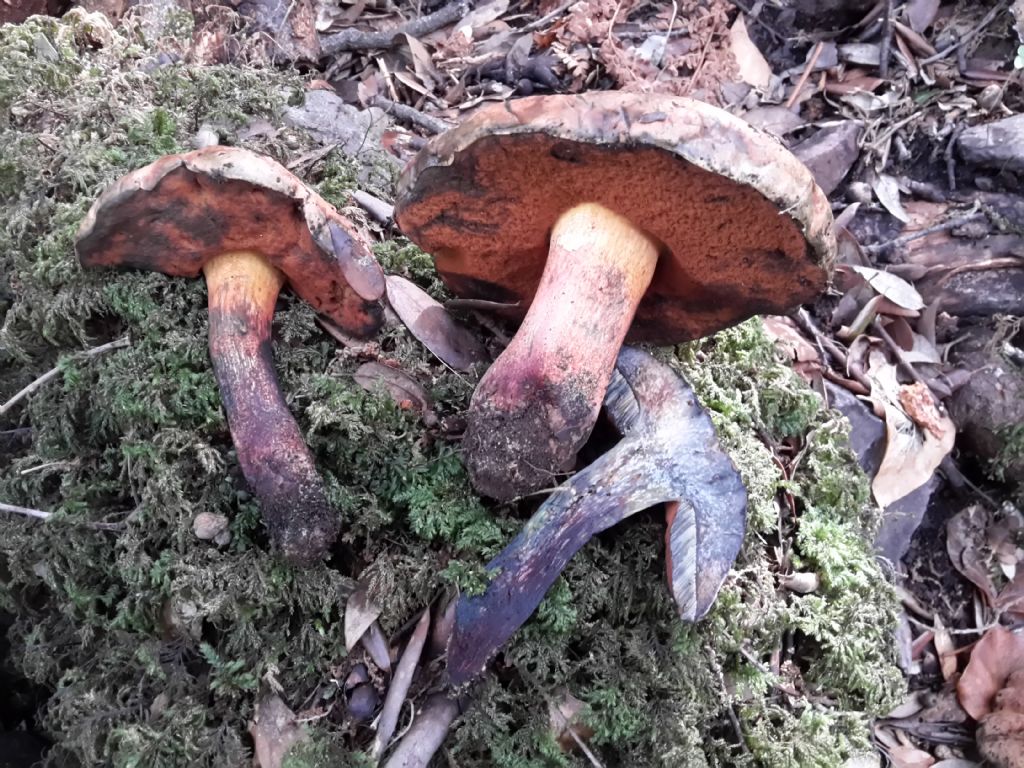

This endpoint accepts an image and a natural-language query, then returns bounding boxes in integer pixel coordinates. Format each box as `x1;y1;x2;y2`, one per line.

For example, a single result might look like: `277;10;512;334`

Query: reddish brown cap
76;146;385;337
395;92;836;343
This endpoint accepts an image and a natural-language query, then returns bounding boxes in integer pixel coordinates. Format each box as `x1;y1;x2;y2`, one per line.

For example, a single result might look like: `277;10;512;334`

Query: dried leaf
907;0;941;33
249;691;306;768
868;355;955;508
548;689;595;754
847;265;925;310
957;626;1024;720
385;276;487;371
872;173;912;223
946;505;999;605
353;361;432;415
344;583;383;652
729;15;772;89
762;315;822;384
888;745;935;768
742;105;805;138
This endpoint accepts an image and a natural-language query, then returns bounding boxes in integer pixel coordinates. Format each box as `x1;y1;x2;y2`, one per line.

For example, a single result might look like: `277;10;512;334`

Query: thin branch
371;95;451;135
918;3;1010;65
372;608;431;759
0;337;130;418
322;1;472;55
864;205;983;254
785;41;824;110
878;0;894;79
0;501;51;521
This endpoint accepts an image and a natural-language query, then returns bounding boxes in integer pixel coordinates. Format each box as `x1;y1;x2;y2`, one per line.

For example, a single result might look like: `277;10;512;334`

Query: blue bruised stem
447;347;748;687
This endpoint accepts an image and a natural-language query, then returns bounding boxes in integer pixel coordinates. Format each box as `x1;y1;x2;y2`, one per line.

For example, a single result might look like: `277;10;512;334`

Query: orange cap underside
399;135;823;343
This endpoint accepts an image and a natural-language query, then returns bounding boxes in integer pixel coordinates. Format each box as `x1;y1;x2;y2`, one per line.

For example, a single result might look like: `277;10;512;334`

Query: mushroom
75;146;386;565
395;92;835;501
446;346;747;686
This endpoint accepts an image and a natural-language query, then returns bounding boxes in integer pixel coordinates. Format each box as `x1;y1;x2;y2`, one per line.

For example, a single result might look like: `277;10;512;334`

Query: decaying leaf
385;275;487;371
447;347;747;685
946;505;999;606
846;265;925;311
933;615;958;681
729;15;772;89
742;105;805;138
872;173;911;223
344;582;383;652
887;745;935;768
978;667;1024;768
868;355;955;508
957;626;1024;721
249;691;306;768
353;361;433;415
762;315;822;384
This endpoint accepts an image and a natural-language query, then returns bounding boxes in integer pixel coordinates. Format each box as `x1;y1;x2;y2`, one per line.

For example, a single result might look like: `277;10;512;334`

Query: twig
519;0;578;33
322;1;472;55
864;205;983;254
372;608;431;759
0;337;130;418
785;41;824;110
371;95;451;135
872;318;924;385
792;308;873;393
945;124;964;191
0;501;51;521
731;0;785;44
918;3;1010;66
878;0;894;79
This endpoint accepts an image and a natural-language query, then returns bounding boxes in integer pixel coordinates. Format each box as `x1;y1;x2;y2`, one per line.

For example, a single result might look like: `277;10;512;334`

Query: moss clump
2;14;901;768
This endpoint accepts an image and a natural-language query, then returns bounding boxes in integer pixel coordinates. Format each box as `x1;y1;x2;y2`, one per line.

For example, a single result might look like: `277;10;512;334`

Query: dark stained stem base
463;203;659;501
204;251;340;566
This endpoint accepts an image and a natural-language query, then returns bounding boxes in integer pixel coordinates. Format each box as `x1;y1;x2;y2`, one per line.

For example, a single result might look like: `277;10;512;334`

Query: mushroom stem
203;251;340;565
464;202;660;501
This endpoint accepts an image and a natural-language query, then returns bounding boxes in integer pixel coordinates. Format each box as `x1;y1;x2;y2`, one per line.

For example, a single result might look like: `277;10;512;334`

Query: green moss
0;14;902;768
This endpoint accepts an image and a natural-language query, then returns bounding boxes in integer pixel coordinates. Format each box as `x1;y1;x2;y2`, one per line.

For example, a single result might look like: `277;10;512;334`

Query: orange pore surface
399;135;824;343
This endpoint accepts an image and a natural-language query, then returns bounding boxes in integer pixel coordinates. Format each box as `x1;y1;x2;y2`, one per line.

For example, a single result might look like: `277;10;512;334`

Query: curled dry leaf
249;691;306;768
957;626;1024;721
344;582;383;652
845;265;925;311
872;173;911;223
729;14;772;89
946;505;999;606
385;275;488;371
354;361;433;415
868;354;955;508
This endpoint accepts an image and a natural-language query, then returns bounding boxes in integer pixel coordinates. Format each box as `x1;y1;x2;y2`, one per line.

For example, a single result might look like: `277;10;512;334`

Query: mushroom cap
395;92;836;343
76;146;385;337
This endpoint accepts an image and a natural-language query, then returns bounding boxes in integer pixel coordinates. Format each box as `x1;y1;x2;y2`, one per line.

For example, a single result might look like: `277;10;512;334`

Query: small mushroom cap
76;146;385;337
395;92;836;343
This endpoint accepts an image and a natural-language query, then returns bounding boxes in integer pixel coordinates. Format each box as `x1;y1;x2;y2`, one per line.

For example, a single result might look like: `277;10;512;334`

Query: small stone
959;113;1024;173
193;512;229;541
347;684;379;722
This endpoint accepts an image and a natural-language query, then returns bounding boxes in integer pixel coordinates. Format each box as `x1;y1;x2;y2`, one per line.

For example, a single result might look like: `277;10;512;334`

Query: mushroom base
463;202;659;501
204;250;340;565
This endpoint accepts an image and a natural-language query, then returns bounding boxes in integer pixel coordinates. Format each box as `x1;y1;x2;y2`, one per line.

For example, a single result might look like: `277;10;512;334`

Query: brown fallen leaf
385;275;487;371
933;615;958;681
946;505;999;606
868;353;955;508
344;581;383;652
548;689;597;757
353;361;433;416
761;316;822;384
888;744;936;768
978;668;1024;768
729;15;772;89
957;626;1024;721
249;691;306;768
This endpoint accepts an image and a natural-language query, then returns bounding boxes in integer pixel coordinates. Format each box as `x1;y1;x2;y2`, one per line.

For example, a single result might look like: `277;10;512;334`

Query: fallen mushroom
447;347;747;686
75;146;385;565
395;92;835;501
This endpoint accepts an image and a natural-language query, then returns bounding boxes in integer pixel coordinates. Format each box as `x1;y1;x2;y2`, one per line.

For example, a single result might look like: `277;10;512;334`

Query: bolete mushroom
447;346;747;686
395;92;835;501
75;146;386;565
